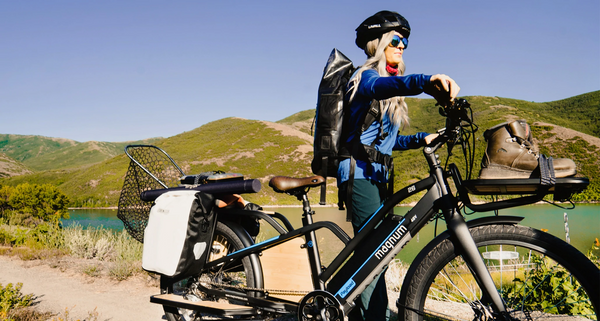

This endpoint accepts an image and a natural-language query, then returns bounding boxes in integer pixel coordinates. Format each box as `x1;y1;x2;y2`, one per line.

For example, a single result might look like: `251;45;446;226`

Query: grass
61;225;144;280
82;264;101;278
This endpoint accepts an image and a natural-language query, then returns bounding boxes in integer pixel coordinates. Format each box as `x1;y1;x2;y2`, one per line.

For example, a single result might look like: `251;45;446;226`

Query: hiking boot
479;120;576;179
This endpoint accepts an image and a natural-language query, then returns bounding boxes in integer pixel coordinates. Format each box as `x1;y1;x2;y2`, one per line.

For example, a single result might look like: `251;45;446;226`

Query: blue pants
341;179;390;321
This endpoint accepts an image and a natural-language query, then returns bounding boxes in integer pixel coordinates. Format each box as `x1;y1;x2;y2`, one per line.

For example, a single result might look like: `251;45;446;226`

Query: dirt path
0;254;469;321
0;255;164;320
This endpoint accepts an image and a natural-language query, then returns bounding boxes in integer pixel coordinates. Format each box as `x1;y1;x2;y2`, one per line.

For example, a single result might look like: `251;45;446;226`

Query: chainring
298;290;344;321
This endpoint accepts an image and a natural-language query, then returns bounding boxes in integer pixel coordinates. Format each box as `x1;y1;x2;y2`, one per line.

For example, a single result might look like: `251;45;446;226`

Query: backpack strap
348;100;391;167
319;156;329;205
343;100;395;221
361;100;382;136
346;152;357;222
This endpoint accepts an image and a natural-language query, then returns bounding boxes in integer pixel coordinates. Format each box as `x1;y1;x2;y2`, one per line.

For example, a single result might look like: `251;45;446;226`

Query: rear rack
151;294;258;317
449;164;589;212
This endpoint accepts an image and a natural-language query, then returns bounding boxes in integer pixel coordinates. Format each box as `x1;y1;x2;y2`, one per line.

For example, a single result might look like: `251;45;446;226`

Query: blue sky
1;1;599;142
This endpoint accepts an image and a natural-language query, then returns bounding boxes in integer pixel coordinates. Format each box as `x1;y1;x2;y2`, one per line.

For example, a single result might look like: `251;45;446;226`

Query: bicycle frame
193;137;518;316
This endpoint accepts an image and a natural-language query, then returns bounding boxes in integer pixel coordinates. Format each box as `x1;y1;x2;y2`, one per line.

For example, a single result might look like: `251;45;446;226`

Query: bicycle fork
427;146;507;317
443;204;507;317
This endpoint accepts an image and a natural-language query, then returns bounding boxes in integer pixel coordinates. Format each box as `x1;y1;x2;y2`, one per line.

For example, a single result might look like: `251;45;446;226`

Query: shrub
63;225;114;260
60;225;143;280
0;229;12;246
504;244;599;319
109;261;136;281
112;230;142;262
82;265;102;278
0;283;34;319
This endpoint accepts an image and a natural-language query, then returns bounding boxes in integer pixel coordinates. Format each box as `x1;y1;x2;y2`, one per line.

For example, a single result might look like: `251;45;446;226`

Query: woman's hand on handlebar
425;74;460;107
425;128;451;147
425;133;439;145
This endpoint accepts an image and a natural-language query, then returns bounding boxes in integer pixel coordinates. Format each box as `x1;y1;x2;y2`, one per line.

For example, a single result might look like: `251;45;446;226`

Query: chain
197;279;310;296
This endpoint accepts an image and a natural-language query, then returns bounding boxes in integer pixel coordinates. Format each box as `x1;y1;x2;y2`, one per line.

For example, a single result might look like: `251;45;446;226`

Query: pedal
151;294;257;317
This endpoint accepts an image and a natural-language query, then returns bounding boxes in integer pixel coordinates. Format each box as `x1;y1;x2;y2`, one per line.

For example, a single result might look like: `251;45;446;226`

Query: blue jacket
337;69;432;185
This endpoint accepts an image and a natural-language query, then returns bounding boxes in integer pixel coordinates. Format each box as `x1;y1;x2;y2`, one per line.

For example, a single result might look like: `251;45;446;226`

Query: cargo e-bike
118;99;599;321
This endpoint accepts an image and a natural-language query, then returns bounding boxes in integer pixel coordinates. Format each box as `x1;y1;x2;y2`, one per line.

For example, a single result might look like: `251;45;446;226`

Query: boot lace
508;137;540;159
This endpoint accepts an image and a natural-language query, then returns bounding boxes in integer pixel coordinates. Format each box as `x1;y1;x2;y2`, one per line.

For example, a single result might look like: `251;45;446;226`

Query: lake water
64;204;599;264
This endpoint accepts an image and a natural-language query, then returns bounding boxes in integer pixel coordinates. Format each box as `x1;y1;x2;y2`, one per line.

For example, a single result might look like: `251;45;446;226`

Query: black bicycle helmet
355;10;411;50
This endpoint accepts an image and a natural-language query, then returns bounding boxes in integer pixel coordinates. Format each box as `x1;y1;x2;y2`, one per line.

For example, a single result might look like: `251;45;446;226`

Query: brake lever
438;106;447;117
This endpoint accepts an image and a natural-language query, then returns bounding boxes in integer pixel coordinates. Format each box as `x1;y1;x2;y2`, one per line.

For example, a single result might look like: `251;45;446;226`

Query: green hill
276;109;315;136
0;118;316;206
24;139;161;171
0;134;77;163
0;135;162;171
0;153;32;178
1;91;598;206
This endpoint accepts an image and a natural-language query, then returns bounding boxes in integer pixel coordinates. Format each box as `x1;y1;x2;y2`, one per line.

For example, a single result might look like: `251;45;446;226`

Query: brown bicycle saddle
269;176;325;193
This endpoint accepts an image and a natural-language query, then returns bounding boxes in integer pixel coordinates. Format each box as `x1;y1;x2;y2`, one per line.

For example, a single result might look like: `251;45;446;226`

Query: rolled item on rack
140;179;262;202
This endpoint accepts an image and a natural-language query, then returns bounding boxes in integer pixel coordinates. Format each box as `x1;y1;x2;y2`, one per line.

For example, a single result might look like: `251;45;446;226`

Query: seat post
300;193;313;219
300;192;325;290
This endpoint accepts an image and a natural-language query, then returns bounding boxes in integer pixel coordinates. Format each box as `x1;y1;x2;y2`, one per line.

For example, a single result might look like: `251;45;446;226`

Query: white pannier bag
142;190;216;278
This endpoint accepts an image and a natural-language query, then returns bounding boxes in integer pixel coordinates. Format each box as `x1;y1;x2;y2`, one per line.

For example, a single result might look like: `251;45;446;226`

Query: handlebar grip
140;179;262;202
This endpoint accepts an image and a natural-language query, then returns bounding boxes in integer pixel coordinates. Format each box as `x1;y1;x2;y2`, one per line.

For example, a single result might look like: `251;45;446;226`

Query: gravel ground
0;254;592;321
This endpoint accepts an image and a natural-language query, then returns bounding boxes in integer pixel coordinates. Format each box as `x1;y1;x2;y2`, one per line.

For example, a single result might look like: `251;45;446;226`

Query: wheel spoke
163;222;259;320
398;225;598;321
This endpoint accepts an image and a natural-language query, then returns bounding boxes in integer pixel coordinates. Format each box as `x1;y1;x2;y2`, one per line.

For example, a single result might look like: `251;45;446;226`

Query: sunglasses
389;35;408;49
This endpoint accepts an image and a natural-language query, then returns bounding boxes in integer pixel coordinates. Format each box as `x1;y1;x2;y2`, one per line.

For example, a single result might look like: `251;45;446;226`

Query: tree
7;183;70;223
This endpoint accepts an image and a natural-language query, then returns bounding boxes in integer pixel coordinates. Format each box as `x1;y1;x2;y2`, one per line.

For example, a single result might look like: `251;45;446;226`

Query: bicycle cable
542;198;576;210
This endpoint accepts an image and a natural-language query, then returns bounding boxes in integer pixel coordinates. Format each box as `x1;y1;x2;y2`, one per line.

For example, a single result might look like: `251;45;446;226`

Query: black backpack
312;49;393;216
311;49;355;205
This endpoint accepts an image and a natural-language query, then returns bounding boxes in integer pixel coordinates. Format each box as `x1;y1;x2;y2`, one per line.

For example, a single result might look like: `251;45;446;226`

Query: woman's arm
394;132;439;150
357;69;431;100
356;70;460;105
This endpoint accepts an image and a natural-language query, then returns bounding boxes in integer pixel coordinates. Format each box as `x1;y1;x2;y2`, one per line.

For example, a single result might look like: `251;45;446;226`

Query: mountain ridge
1;91;599;205
0;135;163;172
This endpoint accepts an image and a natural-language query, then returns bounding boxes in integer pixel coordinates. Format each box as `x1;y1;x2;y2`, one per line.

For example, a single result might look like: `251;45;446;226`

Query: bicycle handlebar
426;99;474;146
440;98;472;124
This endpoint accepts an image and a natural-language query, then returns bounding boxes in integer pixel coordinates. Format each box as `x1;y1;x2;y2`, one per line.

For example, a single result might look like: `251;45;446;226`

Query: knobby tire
398;224;599;321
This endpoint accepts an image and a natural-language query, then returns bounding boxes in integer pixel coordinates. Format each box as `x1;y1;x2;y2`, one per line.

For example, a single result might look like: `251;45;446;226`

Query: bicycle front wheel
398;224;599;320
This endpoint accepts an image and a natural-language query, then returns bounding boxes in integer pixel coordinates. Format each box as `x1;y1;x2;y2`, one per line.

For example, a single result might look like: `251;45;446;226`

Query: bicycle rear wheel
163;221;261;321
398;224;599;320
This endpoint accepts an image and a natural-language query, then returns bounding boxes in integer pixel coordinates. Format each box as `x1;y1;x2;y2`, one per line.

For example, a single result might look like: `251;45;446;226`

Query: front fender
465;215;524;229
415;215;524;262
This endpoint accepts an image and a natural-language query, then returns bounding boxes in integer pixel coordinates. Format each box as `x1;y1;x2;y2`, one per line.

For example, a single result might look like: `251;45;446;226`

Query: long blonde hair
347;31;409;128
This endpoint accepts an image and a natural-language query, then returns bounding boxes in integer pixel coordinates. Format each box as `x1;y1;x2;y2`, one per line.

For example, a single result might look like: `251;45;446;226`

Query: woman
338;10;460;321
